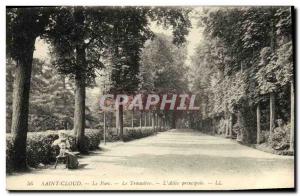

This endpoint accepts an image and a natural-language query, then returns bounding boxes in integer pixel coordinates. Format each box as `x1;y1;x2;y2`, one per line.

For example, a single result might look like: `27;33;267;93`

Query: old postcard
6;6;295;191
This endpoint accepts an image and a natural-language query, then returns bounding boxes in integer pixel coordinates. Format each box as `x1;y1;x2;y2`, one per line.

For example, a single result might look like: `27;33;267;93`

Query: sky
149;8;204;64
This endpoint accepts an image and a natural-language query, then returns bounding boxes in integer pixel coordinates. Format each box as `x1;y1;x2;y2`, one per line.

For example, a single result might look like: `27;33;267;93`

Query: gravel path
7;129;294;190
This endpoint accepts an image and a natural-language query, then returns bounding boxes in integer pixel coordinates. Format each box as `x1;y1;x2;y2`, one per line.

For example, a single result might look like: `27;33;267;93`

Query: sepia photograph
5;5;295;191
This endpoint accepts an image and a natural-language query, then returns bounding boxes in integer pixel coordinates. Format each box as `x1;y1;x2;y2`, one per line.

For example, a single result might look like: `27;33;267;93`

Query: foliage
191;7;293;145
6;58;76;132
139;34;189;93
192;6;293;115
6;7;52;60
45;7;108;85
268;128;289;150
138;34;190;124
107;7;191;94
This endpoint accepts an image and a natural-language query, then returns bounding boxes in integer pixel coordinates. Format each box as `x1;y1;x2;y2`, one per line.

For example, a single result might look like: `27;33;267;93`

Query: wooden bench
54;151;80;169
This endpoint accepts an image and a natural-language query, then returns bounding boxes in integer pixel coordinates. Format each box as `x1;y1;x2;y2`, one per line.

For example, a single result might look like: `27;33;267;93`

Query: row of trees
97;33;191;138
138;34;190;129
190;7;294;150
7;6;191;171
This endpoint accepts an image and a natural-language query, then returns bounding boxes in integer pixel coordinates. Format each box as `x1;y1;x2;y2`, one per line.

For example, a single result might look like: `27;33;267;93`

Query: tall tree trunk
159;117;162;131
171;112;176;129
131;110;134;128
11;41;35;171
103;112;106;145
290;81;294;151
157;114;159;130
119;104;124;141
229;113;233;138
225;117;229;137
256;104;261;144
152;112;155;129
144;112;147;127
74;73;86;153
140;112;142;128
73;8;87;153
163;114;166;130
155;113;158;131
110;112;113;128
62;76;68;130
212;118;216;135
236;110;243;142
224;105;229;137
116;108;120;135
269;92;275;136
149;112;151;127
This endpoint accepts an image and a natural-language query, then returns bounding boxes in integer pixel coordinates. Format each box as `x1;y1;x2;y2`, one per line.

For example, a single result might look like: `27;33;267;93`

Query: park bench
54;151;80;169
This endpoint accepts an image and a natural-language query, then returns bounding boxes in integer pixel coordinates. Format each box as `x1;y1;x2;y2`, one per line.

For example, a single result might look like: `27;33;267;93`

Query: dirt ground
7;129;294;190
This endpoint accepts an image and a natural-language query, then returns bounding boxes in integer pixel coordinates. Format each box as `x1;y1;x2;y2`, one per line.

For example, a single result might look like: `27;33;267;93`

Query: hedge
6;127;168;173
107;127;167;142
6;129;101;173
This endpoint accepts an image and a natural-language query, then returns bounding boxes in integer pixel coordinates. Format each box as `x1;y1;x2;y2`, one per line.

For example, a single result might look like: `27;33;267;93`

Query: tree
6;7;52;170
28;59;74;131
106;7;191;139
256;7;293;142
191;7;293;146
107;8;149;140
6;58;15;133
46;7;109;152
139;34;190;129
273;7;293;150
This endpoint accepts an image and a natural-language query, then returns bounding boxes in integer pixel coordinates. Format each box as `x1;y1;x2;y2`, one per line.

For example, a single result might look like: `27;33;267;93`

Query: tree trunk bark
148;112;151;127
62;76;68;130
236;110;244;142
224;105;229;137
269;92;275;136
131;110;134;128
212;118;216;135
11;41;35;171
256;104;261;144
116;108;119;135
152;112;155;129
159;117;162;131
290;81;294;151
171;112;176;129
140;111;142;128
73;8;88;153
74;73;86;153
103;112;106;145
119;104;124;141
225;117;229;136
229;113;233;138
110;112;113;128
144;112;147;127
155;113;158;131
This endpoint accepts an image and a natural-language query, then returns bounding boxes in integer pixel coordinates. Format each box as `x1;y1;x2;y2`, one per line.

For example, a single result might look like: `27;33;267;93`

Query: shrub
84;129;102;150
268;128;289;150
6;136;14;173
106;127;165;142
123;127;162;141
257;130;270;143
6;129;101;173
